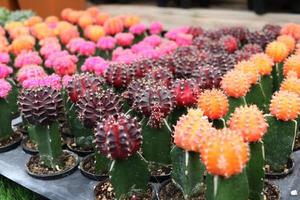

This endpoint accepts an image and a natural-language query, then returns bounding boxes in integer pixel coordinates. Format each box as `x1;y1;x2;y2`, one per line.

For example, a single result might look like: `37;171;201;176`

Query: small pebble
291;190;298;196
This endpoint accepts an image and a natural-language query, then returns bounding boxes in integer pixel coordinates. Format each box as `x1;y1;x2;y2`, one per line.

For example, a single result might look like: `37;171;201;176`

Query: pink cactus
175;33;193;46
17;64;47;83
149;21;163;35
40;43;62;59
129;23;147;35
81;56;109;75
0;63;13;79
0;52;10;64
96;36;116;51
14;51;42;68
0;79;12;98
22;74;62;90
143;35;162;47
115;32;134;47
66;38;96;56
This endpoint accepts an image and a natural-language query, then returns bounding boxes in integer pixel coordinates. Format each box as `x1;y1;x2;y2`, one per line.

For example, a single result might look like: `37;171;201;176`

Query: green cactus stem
263;115;297;172
224;97;247;121
141;118;172;165
95;150;110;175
271;63;284;92
212;118;226;129
245;83;266;112
246;141;265;200
260;75;273;111
109;153;150;199
133;33;146;44
30;121;63;169
168;107;188;129
0;80;18;140
205;170;249;200
171;146;205;199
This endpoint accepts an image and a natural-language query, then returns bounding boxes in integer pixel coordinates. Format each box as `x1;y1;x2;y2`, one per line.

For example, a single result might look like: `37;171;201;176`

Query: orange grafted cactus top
84;25;105;42
228;105;268;142
200;128;249;178
197;89;229;120
277;35;296;53
10;35;35;55
221;69;251;98
234;60;260;84
123;15;140;28
250;53;274;75
270;90;300;121
103;17;124;35
283;54;300;78
173;108;213;152
280;71;300;96
265;41;289;63
280;23;300;40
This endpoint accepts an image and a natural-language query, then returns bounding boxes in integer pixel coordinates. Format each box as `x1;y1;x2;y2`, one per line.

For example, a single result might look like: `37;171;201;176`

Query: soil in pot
265;157;294;179
94;180;153;200
159;181;205;200
22;136;38;153
264;182;280;200
67;138;94;156
26;150;78;178
149;163;171;183
80;154;108;181
0;131;22;152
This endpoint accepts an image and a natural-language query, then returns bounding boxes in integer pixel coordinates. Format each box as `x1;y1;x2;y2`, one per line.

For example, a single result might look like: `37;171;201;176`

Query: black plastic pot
79;153;108;181
66;138;94;157
265;157;295;179
150;166;171;183
26;150;79;180
21;136;38;155
93;179;158;200
0;132;23;153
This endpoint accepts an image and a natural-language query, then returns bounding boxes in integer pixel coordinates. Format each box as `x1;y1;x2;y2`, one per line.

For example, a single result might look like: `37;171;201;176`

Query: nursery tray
0;145;300;200
0;146;97;200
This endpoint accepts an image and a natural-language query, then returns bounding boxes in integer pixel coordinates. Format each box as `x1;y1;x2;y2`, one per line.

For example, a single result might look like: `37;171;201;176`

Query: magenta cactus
14;51;42;68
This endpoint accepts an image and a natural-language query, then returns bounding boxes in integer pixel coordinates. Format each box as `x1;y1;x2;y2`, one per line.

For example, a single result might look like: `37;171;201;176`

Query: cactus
0;79;18;140
95;114;149;199
6;10;35;23
18;87;64;168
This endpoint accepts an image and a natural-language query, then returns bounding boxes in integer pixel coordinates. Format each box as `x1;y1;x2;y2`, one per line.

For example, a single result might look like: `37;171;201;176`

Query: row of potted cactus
1;5;300;199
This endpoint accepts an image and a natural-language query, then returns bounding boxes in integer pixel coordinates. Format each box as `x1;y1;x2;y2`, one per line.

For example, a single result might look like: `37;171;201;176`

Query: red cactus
104;62;133;88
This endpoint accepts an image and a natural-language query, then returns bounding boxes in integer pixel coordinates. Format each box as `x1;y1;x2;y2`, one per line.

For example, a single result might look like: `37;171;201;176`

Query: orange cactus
234;60;260;84
228;105;268;142
277;35;296;53
61;8;73;21
280;71;300;96
200;128;249;178
0;36;10;52
8;26;30;40
250;53;274;76
123;15;141;28
283;54;300;78
78;14;94;28
197;89;229;120
84;25;105;42
221;69;251;98
31;22;55;40
270;90;300;121
173;108;214;152
280;23;300;40
24;16;43;27
59;27;80;45
103;17;124;35
265;41;289;63
4;21;24;33
10;35;35;55
86;7;99;17
45;16;59;24
95;12;110;26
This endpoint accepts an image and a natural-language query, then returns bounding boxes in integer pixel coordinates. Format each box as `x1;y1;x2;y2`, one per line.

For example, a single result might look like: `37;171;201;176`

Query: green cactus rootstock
246;141;265;200
95;151;111;175
224;96;247;121
263;115;297;172
271;63;284;92
30;122;63;169
205;170;249;200
141;119;172;165
171;147;205;199
110;153;150;199
0;80;18;140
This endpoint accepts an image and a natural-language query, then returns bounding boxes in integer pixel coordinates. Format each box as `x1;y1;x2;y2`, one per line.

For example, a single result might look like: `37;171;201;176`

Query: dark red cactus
192;36;212;50
171;78;200;107
204;53;236;75
66;73;104;103
129;57;152;78
104;62;133;88
186;26;204;38
172;46;201;78
219;35;239;53
246;31;273;48
94;113;142;160
262;24;281;39
146;66;173;88
133;84;175;128
154;54;176;74
203;30;222;41
219;26;249;43
18;87;64;126
191;65;223;90
242;43;263;54
234;50;252;62
76;88;123;128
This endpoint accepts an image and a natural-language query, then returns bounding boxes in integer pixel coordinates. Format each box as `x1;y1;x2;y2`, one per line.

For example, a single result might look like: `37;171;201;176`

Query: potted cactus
94;113;151;199
0;79;22;152
18;86;79;179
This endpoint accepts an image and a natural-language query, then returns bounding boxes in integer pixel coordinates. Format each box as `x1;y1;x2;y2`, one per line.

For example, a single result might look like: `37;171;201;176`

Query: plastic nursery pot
264;181;280;200
79;153;109;181
149;164;171;183
158;179;205;200
21;136;38;155
26;150;79;180
66;138;94;157
265;157;295;179
0;131;23;153
94;179;157;200
293;133;300;152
